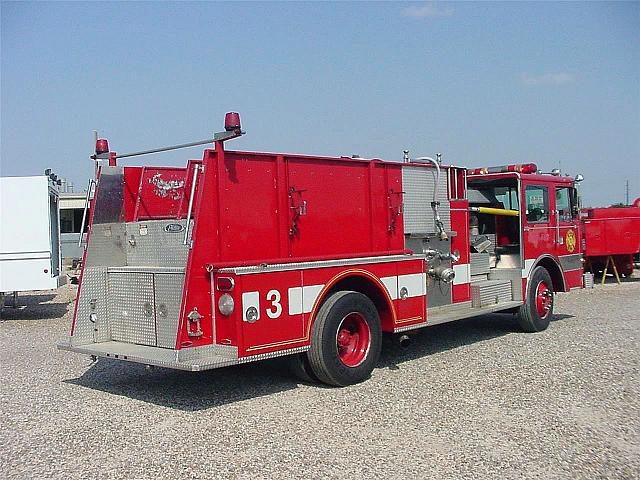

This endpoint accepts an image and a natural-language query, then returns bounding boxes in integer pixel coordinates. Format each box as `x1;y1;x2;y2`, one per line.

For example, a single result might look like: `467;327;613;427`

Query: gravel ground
1;276;638;480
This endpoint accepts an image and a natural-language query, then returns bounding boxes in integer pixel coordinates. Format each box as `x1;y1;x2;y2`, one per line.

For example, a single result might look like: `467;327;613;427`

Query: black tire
307;291;382;386
287;353;319;383
517;266;554;332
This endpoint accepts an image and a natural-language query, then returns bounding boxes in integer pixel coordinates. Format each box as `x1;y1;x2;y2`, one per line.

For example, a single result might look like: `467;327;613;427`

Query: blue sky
1;1;638;206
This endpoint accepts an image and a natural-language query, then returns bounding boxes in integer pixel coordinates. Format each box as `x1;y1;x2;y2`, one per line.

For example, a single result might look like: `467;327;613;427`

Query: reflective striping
287;285;325;315
522;258;535;278
381;276;398;300
288;287;303;315
242;291;260;321
382;274;426;299
452;264;470;285
398;273;426;298
303;285;324;313
261;272;430;320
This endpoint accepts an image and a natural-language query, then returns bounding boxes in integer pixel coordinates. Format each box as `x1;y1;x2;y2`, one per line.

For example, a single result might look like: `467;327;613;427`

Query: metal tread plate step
426;300;522;326
470;252;491;276
470;273;489;283
57;340;238;371
471;279;513;308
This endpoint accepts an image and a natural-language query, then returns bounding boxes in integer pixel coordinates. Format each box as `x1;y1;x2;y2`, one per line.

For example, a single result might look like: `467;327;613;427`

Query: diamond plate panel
107;272;157;346
71;266;108;345
84;223;127;268
153;273;184;348
91;167;124;225
125;219;190;267
402;165;451;235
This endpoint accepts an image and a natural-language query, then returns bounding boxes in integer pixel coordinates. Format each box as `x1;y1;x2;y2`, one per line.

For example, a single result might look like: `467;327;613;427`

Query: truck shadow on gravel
0;294;69;320
64;312;572;411
593;275;640;285
65;358;299;410
379;312;573;371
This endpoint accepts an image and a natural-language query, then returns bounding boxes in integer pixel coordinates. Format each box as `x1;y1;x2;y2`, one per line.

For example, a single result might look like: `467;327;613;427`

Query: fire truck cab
59;114;583;386
466;165;583;331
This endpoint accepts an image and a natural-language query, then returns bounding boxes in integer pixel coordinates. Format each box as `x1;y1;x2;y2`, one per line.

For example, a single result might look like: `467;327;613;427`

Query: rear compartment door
107;273;157;346
154;273;184;348
105;270;185;348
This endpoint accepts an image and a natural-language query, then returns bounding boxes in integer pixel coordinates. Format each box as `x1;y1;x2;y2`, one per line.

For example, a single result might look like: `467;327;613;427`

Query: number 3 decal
266;289;282;319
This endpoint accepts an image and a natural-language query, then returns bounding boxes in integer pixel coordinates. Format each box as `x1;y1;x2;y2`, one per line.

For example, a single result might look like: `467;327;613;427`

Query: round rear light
218;294;235;316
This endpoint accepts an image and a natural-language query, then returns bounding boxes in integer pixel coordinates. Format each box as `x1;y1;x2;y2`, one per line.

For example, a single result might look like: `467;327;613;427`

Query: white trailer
0;175;65;305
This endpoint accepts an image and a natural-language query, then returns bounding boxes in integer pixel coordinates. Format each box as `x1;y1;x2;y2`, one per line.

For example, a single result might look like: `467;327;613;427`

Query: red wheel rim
535;280;552;319
336;312;371;367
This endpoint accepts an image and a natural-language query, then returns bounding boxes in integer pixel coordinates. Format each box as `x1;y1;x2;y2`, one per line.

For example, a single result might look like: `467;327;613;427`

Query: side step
471;279;513;308
426;299;523;327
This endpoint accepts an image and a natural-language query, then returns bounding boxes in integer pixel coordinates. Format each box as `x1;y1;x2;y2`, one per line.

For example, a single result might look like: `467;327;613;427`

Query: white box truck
0;175;65;306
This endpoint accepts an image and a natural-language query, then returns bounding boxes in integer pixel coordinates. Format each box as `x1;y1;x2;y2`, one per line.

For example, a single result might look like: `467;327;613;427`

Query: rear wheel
307;291;382;386
287;353;319;383
517;266;554;332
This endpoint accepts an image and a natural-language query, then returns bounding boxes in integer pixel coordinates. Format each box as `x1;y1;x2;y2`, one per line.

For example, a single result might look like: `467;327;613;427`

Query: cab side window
525;185;549;223
556;186;576;223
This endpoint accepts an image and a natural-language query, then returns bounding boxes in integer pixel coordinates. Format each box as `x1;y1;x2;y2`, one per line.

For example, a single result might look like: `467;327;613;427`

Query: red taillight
95;139;109;154
216;277;235;292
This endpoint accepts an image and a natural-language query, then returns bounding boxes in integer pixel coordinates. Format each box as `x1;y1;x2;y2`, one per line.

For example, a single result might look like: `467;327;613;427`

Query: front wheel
307;291;382;386
517;266;554;332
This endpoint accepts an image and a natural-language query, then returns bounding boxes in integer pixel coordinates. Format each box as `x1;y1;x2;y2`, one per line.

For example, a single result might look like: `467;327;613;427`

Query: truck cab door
522;184;553;262
553;185;582;288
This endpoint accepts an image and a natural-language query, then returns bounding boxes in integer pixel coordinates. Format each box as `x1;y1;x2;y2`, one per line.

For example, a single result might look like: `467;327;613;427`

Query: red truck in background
581;197;640;277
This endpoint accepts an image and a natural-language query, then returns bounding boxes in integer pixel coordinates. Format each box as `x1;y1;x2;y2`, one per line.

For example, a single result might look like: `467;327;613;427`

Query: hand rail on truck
78;179;96;247
184;164;204;246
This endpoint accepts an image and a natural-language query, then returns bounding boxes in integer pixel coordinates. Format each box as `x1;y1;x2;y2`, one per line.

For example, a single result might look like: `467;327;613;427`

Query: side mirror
575;174;584;183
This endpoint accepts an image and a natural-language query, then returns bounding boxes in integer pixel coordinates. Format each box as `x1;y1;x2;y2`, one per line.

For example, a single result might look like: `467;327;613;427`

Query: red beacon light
95;139;110;155
467;163;537;175
224;112;241;132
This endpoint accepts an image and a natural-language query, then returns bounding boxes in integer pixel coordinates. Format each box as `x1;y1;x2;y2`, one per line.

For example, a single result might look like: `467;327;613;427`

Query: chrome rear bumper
57;340;238;371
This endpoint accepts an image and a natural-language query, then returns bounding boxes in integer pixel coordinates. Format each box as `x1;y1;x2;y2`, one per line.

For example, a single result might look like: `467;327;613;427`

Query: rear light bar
467;163;537;175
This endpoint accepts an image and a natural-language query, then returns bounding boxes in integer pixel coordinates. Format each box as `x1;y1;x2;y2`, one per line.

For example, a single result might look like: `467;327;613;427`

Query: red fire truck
581;199;640;278
59;113;584;386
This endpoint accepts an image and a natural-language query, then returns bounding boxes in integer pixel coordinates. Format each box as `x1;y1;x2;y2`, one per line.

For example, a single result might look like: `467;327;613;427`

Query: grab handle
184;164;204;246
78;179;96;247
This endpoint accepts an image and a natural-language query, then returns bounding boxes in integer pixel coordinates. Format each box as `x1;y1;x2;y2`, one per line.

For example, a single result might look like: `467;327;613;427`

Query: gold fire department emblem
566;230;576;253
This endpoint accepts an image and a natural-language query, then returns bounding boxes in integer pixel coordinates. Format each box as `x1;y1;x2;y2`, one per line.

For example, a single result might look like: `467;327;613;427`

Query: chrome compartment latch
187;308;203;338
